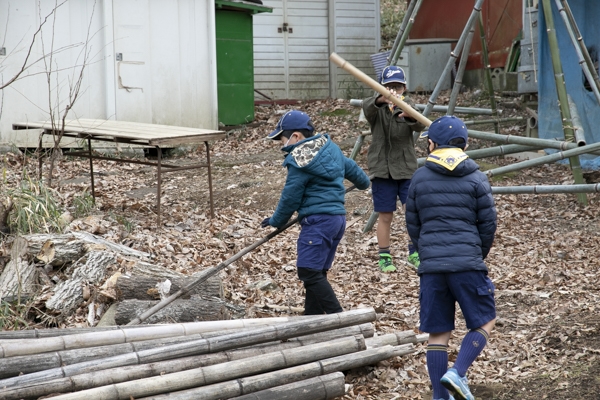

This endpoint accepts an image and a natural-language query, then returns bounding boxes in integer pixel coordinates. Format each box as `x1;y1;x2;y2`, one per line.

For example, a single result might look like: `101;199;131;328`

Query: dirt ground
2;92;600;399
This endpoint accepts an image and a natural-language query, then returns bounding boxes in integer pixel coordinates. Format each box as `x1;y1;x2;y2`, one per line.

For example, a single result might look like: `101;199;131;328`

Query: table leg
88;138;96;201
205;141;214;219
156;145;162;226
37;133;43;180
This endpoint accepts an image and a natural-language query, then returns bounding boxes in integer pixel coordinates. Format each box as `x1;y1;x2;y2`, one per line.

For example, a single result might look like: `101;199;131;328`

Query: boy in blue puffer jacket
261;110;371;315
406;116;497;400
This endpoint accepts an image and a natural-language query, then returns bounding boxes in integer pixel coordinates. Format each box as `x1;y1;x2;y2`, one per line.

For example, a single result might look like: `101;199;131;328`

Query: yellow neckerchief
426;147;469;171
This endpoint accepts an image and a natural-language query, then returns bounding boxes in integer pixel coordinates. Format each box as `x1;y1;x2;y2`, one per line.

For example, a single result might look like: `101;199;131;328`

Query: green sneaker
407;252;420;269
378;254;397;272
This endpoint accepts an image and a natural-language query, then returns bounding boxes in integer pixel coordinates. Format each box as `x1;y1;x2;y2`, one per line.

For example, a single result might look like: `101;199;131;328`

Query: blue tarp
538;0;600;170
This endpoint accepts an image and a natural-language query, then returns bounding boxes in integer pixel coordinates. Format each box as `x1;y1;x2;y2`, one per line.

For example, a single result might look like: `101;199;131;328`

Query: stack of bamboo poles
0;308;427;400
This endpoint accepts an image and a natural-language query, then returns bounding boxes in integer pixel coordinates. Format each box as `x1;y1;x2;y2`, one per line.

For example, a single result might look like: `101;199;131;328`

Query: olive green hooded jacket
362;95;426;180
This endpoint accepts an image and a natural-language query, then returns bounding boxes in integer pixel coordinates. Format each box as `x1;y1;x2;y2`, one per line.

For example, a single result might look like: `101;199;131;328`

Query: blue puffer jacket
405;147;497;274
269;134;371;228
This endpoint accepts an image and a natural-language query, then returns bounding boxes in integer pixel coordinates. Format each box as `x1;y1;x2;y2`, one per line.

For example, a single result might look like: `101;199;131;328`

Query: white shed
0;0;219;147
253;0;381;101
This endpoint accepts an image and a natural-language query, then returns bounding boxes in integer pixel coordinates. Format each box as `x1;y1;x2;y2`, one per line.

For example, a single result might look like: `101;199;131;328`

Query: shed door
112;0;152;122
254;0;330;100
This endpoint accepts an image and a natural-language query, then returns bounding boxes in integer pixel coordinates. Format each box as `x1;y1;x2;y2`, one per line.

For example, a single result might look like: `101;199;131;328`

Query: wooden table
12;119;226;225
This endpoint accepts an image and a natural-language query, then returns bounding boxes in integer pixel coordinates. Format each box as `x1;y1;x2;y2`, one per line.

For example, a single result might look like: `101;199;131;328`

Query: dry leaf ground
1;91;600;399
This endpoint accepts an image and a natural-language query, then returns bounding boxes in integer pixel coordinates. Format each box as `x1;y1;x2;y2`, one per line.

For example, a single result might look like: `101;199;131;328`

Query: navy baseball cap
380;66;406;85
267;110;314;140
419;115;468;146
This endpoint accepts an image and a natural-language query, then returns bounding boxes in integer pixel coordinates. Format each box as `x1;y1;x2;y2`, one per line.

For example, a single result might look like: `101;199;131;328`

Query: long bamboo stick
466;129;600;154
0;315;334;358
485;141;600;177
492;184;600;194
0;309;376;389
390;0;425;66
136;344;415;400
541;0;587;205
422;0;486;117
126;182;364;325
1;325;377;399
387;0;418;66
558;0;600;102
329;53;432;127
48;335;367;400
447;10;477;116
228;372;346;400
0;323;374;379
477;12;500;134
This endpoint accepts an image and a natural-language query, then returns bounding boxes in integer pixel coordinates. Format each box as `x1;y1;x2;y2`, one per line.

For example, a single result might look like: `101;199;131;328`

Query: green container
215;2;271;126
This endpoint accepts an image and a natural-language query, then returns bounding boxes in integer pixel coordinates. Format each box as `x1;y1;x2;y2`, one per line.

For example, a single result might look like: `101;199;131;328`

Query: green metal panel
216;10;255;126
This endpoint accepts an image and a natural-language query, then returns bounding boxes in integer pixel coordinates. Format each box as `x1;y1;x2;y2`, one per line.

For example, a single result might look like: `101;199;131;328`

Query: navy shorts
419;271;496;333
372;178;411;212
297;214;346;271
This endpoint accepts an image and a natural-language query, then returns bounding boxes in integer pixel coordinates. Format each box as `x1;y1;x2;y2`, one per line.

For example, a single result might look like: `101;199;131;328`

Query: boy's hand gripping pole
329;52;433;128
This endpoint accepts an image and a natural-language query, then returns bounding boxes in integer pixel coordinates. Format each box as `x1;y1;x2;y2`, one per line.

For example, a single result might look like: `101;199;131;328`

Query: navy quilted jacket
405;147;497;274
269;134;371;228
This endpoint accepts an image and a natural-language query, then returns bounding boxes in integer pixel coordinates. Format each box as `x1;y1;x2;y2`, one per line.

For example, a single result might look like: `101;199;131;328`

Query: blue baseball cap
267;110;314;140
380;66;406;85
419;115;468;146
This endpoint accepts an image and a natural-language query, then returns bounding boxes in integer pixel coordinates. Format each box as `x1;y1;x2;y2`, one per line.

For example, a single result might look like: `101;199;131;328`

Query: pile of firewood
0;308;426;399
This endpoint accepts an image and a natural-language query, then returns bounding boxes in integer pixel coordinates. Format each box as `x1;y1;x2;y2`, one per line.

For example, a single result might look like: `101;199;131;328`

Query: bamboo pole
350;99;499;115
329;53;432;127
466;129;600;154
492;184;600;194
541;0;587;205
135;344;415;400
422;0;486;118
390;0;425;66
49;335;367;400
558;0;600;102
567;94;586;146
0;309;376;389
387;0;418;66
0;323;374;379
447;10;477;116
127;182;363;326
485;141;600;178
464;117;524;126
228;372;346;400
0;316;332;358
477;11;500;133
1;325;377;399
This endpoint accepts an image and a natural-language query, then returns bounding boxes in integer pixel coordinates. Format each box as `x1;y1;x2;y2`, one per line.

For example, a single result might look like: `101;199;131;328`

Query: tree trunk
45;251;117;313
116;275;222;301
20;234;87;266
114;297;234;325
0;237;38;299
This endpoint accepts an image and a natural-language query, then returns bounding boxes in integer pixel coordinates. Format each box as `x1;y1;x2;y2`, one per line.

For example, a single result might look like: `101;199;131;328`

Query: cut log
137;344;415;400
20;234;87;266
45;251;117;313
113;297;234;325
48;335;366;400
229;372;345;400
70;231;151;259
0;309;376;388
115;275;222;301
0;237;38;299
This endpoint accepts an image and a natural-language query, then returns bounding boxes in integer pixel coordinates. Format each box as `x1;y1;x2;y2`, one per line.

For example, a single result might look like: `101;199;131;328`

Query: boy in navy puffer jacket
406;115;497;400
261;110;371;315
